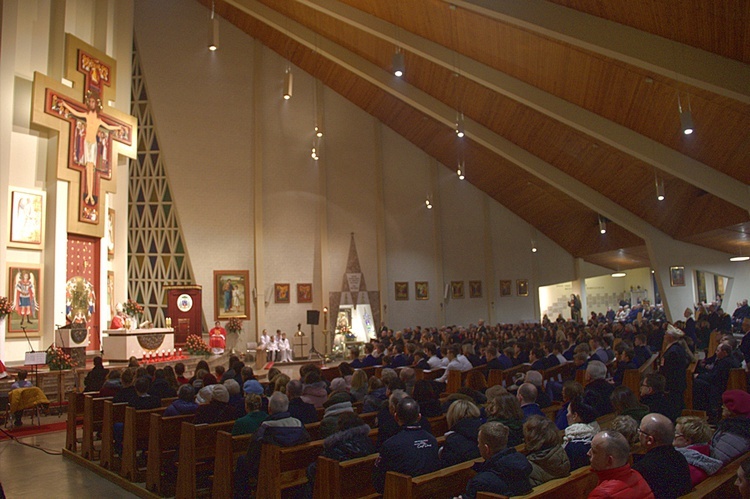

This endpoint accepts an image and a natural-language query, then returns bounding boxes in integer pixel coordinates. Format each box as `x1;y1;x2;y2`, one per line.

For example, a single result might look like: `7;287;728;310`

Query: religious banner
31;34;136;238
6;264;43;338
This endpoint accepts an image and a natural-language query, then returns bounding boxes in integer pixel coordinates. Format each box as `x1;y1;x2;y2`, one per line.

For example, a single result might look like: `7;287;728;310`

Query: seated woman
610;415;640;452
440;399;482;467
83;356;109;392
711;389;750;464
98;369;122;397
349;370;369;403
523;415;571;487
163;384;199;417
610;385;649;423
674;415;722;486
232;393;268;436
555;380;583;430
562;396;599;471
485;392;525;447
413;380;443;418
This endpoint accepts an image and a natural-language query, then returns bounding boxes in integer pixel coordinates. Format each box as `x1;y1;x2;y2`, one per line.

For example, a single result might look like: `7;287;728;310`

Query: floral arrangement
46;345;77;370
226;317;243;334
0;296;13;320
123;299;144;316
185;334;210;355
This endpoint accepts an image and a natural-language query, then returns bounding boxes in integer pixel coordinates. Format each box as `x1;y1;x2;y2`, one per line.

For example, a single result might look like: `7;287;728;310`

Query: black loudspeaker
306;310;320;326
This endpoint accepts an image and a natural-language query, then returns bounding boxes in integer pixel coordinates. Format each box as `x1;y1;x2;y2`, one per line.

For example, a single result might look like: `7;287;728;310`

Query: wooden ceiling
200;0;750;270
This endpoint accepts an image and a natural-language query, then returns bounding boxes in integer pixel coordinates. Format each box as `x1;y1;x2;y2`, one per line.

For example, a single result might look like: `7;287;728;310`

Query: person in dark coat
583;361;614;417
460;421;533;499
632;413;692;499
163;383;198;417
304;412;376;498
640;373;680;422
113;368;137;405
98;369;122;398
286;380;318;425
440;399;482;467
194;384;237;424
518;383;545;420
148;369;177;400
693;342;735;419
377;389;432;447
612;344;638;386
659;325;690;416
372;397;441;494
83;356;109;392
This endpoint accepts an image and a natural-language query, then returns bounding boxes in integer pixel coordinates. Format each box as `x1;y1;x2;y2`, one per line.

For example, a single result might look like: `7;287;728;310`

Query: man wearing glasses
632;413;692;498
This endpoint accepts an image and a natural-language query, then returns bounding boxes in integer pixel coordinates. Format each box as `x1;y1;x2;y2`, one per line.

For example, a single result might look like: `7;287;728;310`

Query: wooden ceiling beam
447;0;750;105
279;0;750;215
225;0;670;243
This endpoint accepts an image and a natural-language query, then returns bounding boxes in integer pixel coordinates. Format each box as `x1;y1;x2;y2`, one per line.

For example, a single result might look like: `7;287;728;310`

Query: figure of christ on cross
58;91;123;206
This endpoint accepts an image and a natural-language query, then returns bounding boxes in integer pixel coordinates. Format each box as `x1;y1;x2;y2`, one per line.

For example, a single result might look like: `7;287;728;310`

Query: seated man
583;361;614;417
632;413;692;499
518;383;545;420
377;388;431;447
640;373;679;422
693;343;734;420
460;421;532;499
372;397;441;494
436;344;472;383
588;430;654;498
612;344;637;386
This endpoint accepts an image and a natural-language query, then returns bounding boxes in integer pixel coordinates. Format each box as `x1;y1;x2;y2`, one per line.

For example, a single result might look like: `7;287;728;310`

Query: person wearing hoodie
459;421;533;499
148;369;177;400
440;399;482;467
673;415;722;486
300;370;328;409
523;415;571;487
303;412;376;498
362;376;387;413
711;389;750;464
163;384;199;417
320;390;354;438
587;430;654;499
486;393;526;447
563;397;600;471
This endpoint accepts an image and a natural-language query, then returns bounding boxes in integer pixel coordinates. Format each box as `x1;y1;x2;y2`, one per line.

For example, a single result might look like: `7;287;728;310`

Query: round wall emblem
177;293;193;312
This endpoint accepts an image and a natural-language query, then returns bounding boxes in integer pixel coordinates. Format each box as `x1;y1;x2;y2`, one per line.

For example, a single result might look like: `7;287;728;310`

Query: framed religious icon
297;283;313;303
451;281;464;299
500;280;512;297
213;270;250;320
395;282;409;301
107;208;115;259
415;281;429;300
469;280;483;298
275;283;291;303
517;279;529;297
7;264;43;337
8;187;45;250
670;266;686;287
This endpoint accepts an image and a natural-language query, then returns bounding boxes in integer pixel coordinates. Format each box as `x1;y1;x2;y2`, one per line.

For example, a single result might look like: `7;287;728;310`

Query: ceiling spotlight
392;50;405;77
598;215;607;234
678;94;694;135
283;69;293;100
311;147;318;161
730;256;750;262
208;1;218;51
611;272;627;278
531;247;537;253
655;176;665;201
425;198;433;210
315;125;323;138
456;113;465;138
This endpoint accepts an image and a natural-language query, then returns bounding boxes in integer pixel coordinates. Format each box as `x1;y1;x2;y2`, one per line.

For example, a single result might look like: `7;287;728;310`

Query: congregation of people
51;297;750;498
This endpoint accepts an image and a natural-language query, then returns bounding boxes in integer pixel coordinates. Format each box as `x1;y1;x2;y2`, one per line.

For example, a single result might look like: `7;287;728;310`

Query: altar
101;328;175;362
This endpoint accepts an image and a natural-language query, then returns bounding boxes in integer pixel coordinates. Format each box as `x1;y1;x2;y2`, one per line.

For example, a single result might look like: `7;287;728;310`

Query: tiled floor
0;428;138;498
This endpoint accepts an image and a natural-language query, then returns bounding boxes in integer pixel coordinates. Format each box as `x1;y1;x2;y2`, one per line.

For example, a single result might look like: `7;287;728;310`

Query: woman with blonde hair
439;399;482;467
523;415;570;486
273;373;290;394
350;369;368;402
675;415;722;486
486;392;525;447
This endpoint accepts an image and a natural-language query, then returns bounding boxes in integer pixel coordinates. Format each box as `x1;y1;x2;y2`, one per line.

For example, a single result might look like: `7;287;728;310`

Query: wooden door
66;234;101;351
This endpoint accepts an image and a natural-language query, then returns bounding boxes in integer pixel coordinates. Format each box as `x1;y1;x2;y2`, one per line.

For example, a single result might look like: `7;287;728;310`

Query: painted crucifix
32;34;136;238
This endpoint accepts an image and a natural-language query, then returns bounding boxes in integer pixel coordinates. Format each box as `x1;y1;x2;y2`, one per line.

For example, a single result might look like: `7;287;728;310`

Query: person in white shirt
425;342;448;370
437;344;472;383
456;351;474;371
278;332;292;362
260;329;271;361
267;335;279;362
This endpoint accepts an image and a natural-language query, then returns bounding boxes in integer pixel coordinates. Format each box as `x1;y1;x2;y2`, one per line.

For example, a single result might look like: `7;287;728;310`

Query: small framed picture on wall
670;266;685;287
469;280;483;298
499;280;512;297
415;281;429;300
274;283;291;303
8;187;45;250
213;270;250;319
395;282;409;301
451;281;464;299
516;279;529;297
297;283;312;303
6;264;43;337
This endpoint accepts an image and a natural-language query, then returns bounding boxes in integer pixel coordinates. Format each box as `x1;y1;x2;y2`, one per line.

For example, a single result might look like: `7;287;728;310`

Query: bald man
587;430;654;498
632;413;692;499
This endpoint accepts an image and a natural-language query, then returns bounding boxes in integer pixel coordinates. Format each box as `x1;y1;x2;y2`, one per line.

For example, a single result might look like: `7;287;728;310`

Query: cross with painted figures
32;34;136;238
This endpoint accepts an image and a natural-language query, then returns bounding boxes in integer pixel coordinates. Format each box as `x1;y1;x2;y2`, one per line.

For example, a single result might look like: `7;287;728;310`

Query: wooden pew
680;449;750;498
707;330;722;358
120;405;169;481
541;402;561;422
685;361;698;410
255;439;326;499
475;465;597;499
727;368;748;392
146;413;195;496
174;420;235;499
313;453;380;499
100;400;128;470
428;414;448;437
80;394;112;460
65;390;92;452
625;351;660;401
383;457;482;498
211;431;254;499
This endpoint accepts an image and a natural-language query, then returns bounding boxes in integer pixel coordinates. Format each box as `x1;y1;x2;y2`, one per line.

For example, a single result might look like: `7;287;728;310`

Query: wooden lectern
164;285;202;348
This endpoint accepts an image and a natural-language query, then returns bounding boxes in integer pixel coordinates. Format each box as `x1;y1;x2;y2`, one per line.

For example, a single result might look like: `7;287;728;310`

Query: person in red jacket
588;430;654;499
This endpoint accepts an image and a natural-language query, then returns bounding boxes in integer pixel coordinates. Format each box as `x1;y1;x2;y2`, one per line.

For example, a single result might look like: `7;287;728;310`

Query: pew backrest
313;453;379;499
174;420;235;499
383;458;481;498
211;430;254;499
145;412;195;495
255;439;326;499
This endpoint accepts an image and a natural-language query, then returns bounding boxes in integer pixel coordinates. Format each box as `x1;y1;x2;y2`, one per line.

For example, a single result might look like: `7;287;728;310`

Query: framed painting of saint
451;281;464;299
7;264;43;337
670;266;685;287
213;270;250;320
415;281;429;300
395;282;409;301
517;279;529;297
275;283;291;303
499;280;512;297
8;187;45;250
469;280;483;298
297;283;313;303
